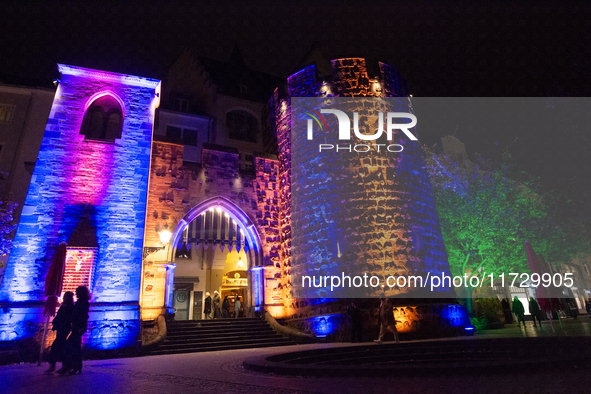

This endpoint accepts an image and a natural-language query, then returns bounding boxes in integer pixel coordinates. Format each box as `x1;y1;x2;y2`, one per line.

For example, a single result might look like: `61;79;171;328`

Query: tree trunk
465;287;475;316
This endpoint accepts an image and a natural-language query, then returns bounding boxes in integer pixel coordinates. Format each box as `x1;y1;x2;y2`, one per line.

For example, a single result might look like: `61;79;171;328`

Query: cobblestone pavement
3;318;591;394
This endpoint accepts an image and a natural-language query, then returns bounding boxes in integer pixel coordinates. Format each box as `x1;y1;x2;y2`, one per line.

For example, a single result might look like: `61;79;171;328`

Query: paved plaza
2;318;591;394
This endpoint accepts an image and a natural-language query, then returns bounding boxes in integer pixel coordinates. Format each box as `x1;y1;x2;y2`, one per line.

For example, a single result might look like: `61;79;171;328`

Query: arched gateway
170;197;264;319
143;197;265;321
140;141;282;322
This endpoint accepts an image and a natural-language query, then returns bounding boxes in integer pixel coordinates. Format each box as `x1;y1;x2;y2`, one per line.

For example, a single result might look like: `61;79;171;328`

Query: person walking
569;301;579;319
203;292;212;319
59;286;90;375
212;291;221;319
529;297;542;327
501;298;513;324
374;297;400;344
222;295;230;318
234;297;241;318
347;301;363;343
512;296;526;329
45;291;74;373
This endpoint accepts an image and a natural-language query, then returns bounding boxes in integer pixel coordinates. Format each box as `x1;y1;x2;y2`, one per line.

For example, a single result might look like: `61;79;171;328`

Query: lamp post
159;223;172;246
158;223;175;316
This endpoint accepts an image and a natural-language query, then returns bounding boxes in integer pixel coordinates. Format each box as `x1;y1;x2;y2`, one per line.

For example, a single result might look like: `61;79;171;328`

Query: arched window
80;95;123;141
226;110;258;143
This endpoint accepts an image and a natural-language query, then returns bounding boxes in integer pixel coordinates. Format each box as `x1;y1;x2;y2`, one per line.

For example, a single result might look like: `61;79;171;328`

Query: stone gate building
0;54;467;350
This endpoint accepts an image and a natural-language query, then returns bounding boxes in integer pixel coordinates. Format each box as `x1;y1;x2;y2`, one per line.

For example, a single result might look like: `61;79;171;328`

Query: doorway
167;196;265;320
172;289;190;320
192;290;203;320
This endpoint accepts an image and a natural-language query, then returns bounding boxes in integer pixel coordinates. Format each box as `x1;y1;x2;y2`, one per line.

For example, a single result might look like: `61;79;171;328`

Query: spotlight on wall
159;223;172;245
237;258;244;268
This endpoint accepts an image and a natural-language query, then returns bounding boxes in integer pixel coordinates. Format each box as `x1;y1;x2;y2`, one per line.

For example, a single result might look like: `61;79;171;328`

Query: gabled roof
172;45;283;104
291;42;331;77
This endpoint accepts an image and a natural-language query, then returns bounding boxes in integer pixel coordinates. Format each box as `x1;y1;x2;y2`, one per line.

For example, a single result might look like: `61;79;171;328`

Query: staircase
149;318;295;355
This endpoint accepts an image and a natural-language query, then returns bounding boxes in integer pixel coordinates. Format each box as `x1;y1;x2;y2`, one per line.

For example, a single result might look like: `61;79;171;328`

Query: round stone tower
271;58;461;334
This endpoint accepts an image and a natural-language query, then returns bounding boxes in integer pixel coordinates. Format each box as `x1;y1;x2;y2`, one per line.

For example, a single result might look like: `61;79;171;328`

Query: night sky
2;1;590;223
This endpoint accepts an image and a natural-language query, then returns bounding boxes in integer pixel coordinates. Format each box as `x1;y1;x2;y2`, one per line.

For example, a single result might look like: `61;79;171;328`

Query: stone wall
285;302;468;342
0;64;159;348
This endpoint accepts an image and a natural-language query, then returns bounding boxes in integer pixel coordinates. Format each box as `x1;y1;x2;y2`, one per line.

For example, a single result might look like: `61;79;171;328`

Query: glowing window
0;104;14;123
61;247;97;297
80;95;123;141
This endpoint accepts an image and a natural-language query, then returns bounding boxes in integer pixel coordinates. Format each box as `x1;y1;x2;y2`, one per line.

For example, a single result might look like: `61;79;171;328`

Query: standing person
212;291;221;319
234;297;241;318
374;297;400;344
512;296;526;329
222;295;230;318
203;292;212;319
569;301;579;319
501;298;513;324
59;286;90;375
45;291;74;373
585;299;591;318
347;301;362;343
529;297;542;327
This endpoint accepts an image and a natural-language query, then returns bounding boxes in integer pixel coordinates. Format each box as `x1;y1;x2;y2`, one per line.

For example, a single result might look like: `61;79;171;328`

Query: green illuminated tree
423;147;549;312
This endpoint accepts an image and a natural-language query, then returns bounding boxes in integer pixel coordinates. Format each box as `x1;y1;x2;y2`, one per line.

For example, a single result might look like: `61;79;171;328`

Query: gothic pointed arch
168;196;263;269
80;91;125;141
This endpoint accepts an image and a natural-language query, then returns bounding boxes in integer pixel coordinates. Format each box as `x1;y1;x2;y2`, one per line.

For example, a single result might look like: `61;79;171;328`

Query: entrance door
173;289;190;320
192;291;203;320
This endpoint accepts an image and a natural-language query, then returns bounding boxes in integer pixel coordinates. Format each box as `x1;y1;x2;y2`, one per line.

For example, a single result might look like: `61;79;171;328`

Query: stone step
159;336;292;351
166;326;271;336
167;318;260;325
166;330;278;341
150;340;294;355
149;318;295;355
166;322;276;331
165;331;281;342
166;322;268;331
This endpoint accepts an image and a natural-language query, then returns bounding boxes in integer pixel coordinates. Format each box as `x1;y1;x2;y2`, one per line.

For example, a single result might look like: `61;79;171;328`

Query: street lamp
159;223;172;245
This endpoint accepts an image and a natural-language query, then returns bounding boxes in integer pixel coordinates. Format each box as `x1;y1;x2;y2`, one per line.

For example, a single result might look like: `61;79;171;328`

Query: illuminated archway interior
171;209;253;320
141;197;265;321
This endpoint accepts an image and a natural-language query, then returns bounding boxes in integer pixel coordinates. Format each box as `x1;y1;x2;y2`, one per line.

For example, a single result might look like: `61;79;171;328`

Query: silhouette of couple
46;286;90;375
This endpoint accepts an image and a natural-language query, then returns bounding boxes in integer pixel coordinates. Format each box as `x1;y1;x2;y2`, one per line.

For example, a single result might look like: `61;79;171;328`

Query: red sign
62;248;96;298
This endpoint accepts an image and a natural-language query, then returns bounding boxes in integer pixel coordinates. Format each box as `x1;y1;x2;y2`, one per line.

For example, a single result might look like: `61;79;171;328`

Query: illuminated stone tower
0;65;160;349
272;58;453;321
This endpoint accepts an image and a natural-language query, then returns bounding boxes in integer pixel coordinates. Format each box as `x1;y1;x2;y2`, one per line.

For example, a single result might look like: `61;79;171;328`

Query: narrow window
183;129;198;146
80;95;123;141
166;126;182;143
